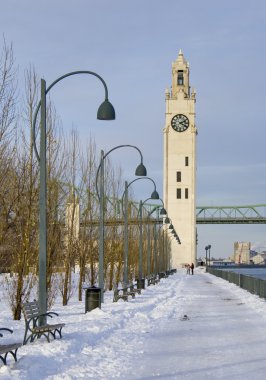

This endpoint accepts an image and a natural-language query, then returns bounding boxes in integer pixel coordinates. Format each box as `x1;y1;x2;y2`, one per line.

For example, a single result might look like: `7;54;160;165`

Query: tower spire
171;49;190;98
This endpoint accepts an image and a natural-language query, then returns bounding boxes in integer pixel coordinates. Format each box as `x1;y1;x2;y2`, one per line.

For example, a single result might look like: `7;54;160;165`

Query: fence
207;267;266;299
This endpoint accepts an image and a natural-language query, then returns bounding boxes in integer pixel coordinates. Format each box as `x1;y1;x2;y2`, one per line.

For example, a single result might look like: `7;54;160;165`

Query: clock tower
163;50;197;267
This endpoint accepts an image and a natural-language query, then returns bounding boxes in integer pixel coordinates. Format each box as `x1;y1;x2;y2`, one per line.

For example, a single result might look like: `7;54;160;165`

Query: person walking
190;263;194;275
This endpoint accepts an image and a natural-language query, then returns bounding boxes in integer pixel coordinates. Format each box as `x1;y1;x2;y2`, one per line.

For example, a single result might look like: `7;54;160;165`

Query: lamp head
160;207;167;216
169;223;174;230
150;190;159;200
164;216;170;224
135;163;147;176
97;99;116;120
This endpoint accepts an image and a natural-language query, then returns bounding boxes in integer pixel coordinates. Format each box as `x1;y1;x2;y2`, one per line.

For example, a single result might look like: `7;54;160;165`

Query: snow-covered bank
1;268;266;379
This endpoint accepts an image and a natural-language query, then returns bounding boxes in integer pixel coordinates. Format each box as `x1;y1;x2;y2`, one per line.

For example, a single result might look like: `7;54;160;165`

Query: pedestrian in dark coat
190;263;194;275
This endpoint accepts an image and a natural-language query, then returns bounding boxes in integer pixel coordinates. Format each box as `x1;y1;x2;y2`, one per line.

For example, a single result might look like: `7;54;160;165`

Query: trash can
83;286;101;313
137;278;145;290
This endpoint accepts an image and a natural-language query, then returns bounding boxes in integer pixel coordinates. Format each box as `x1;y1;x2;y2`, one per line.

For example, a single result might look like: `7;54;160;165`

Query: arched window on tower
177;70;184;85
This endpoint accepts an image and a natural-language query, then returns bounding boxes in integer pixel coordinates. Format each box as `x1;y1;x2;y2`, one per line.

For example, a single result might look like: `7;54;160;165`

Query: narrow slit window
176;171;181;182
176;188;181;199
185;156;189;166
177;70;184;85
185;188;189;199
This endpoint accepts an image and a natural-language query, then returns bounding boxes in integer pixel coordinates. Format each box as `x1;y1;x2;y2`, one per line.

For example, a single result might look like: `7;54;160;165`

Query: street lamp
208;245;212;267
141;199;164;279
147;201;168;276
153;217;171;275
157;223;167;275
32;71;115;320
205;246;208;269
165;225;181;270
121;177;159;288
95;145;147;301
205;244;211;270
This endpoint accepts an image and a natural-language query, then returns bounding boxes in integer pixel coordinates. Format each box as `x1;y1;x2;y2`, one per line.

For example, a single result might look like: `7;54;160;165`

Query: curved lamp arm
121;176;159;216
32;70;115;162
95;144;146;200
127;176;157;191
146;198;167;217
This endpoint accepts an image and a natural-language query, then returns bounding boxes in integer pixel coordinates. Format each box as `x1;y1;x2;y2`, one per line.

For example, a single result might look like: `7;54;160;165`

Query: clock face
171;114;189;132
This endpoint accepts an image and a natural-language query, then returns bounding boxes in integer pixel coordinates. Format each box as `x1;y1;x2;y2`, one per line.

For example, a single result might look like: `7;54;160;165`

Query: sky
2;269;266;379
1;0;266;258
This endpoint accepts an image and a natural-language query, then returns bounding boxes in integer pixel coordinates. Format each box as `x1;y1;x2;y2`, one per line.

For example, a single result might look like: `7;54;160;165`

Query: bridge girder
196;204;266;224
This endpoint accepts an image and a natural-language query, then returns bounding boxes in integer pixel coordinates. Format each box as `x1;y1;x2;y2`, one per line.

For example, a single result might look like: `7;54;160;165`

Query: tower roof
176;48;187;65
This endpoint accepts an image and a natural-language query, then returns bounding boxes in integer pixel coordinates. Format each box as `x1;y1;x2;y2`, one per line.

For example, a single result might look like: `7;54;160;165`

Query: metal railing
207;267;266;299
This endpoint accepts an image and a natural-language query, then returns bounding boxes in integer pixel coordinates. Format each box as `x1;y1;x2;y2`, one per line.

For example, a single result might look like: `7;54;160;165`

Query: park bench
113;282;140;302
158;271;167;279
0;328;22;365
129;282;141;296
21;300;65;345
147;274;159;286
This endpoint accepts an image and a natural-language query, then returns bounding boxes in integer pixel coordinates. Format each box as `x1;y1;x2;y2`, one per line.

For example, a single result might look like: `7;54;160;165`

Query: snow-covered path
125;271;266;380
1;269;266;379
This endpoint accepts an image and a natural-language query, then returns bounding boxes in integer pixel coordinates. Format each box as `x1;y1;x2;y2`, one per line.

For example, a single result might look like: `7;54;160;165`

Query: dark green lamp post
32;71;115;322
146;201;168;276
208;245;212;267
121;177;159;287
95;145;147;301
205;245;209;270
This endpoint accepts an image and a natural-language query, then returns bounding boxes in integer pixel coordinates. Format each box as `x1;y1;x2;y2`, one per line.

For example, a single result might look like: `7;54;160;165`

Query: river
220;267;266;280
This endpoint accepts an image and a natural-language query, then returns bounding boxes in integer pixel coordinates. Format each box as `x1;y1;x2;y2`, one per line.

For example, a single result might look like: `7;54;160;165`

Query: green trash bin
137;278;145;290
83;286;101;313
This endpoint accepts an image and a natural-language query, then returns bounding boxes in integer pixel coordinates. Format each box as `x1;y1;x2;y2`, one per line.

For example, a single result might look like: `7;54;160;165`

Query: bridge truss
196;204;266;224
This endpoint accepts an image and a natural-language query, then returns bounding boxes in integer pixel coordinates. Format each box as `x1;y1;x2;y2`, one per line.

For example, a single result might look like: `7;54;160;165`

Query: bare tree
103;165;124;289
58;130;80;306
0;38;17;254
77;137;98;300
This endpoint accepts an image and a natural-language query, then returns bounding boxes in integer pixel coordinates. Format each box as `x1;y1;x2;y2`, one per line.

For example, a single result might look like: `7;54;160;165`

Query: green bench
147;274;159;286
113;282;141;302
0;328;22;365
21;300;65;345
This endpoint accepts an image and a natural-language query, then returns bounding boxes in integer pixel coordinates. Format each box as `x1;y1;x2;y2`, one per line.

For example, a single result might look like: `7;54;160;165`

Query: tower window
176;171;181;182
185;188;189;199
176;188;181;199
177;70;184;85
185;156;189;166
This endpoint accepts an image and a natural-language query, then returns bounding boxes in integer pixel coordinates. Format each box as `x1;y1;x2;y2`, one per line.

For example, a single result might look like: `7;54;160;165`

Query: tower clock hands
170;114;189;132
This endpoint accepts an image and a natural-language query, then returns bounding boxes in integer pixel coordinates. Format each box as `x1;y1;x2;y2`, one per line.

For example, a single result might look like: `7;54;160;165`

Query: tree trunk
62;263;70;306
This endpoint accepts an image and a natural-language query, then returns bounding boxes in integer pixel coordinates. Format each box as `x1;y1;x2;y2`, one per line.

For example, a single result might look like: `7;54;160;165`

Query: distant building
233;242;251;264
252;253;266;265
249;250;258;258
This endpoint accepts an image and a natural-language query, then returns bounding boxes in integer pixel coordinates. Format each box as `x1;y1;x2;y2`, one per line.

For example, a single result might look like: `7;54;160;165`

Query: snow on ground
1;268;266;379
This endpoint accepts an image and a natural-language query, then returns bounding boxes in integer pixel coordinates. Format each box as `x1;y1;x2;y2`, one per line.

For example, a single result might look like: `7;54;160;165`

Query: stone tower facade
233;242;251;264
163;50;197;268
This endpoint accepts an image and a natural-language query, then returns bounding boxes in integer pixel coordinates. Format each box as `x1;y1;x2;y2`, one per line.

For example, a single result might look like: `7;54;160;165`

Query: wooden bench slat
0;343;22;355
0;328;22;365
